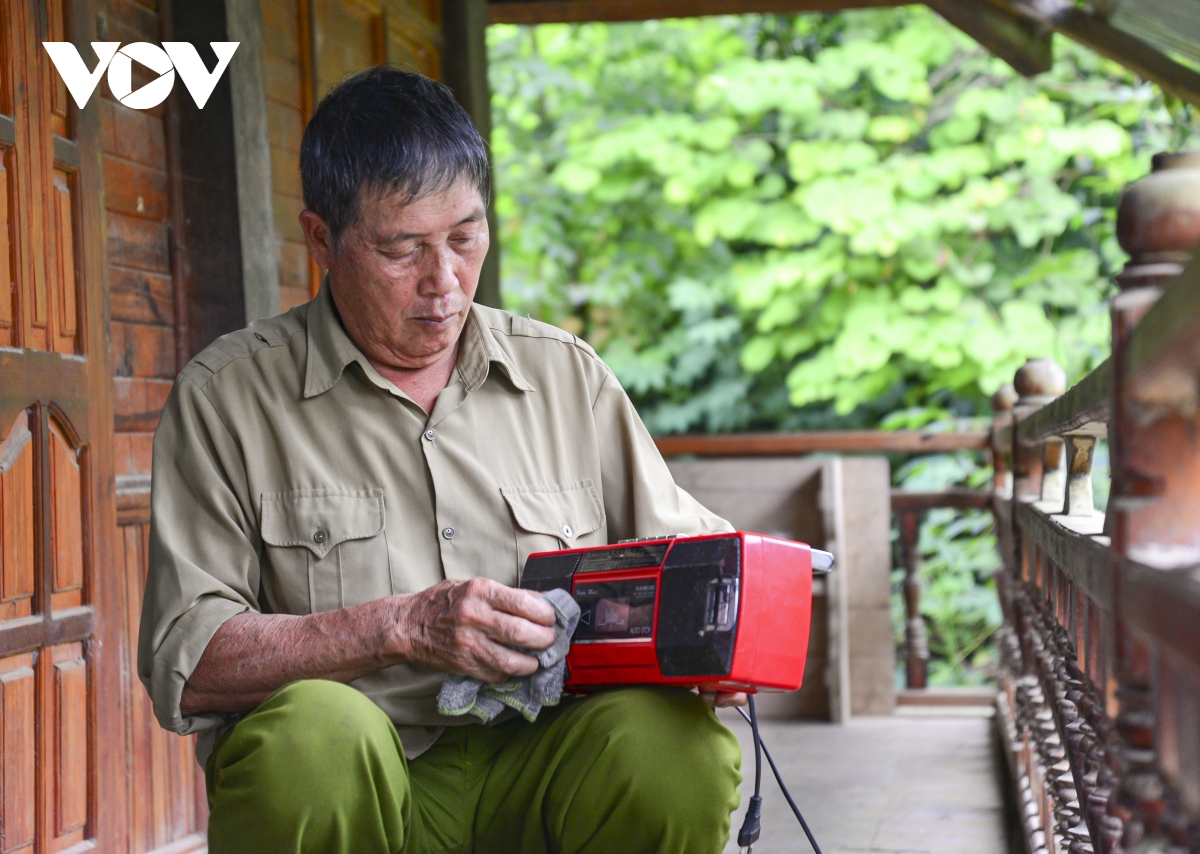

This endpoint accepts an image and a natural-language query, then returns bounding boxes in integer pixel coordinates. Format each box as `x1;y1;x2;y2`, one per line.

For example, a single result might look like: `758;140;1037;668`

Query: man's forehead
361;182;485;239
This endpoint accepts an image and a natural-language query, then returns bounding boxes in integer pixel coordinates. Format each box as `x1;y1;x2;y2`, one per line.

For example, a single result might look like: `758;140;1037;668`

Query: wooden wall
100;0;207;850
261;0;443;312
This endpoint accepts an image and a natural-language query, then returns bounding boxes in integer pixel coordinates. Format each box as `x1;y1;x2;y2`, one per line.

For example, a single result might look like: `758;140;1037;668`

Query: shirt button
442;526;455;540
313;529;329;544
563;525;573;539
424;429;436;442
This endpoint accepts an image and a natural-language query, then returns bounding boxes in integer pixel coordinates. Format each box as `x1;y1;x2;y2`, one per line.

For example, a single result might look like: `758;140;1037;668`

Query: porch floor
719;708;1014;854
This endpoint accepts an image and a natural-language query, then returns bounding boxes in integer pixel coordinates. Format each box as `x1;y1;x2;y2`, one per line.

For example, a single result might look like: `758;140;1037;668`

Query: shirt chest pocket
260;488;391;614
501;480;606;577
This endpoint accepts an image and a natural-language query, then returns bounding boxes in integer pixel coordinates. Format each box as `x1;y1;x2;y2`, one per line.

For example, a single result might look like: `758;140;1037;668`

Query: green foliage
490;10;1194;433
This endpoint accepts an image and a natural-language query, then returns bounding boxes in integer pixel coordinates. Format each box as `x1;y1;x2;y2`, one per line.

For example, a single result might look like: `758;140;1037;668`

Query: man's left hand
700;691;748;708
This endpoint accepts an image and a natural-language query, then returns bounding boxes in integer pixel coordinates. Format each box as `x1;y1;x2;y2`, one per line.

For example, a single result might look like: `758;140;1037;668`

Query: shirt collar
304;278;534;399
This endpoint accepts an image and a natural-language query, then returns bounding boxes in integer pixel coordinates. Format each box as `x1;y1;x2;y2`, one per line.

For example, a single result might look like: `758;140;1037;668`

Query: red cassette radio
519;532;833;694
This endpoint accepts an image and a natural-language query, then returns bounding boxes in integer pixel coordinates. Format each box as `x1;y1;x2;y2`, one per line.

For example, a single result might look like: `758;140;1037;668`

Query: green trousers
205;679;743;854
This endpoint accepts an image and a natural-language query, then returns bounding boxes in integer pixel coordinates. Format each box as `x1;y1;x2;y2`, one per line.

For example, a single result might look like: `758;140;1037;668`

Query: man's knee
207;679;410;853
212;679;399;780
565;688;743;837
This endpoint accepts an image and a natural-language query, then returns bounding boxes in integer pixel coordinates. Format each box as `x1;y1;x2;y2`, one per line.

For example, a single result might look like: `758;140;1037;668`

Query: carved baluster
1062;436;1097;519
898;510;928;689
1014;359;1067;501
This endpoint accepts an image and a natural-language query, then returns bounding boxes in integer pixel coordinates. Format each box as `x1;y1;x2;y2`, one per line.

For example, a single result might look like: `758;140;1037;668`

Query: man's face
303;180;490;370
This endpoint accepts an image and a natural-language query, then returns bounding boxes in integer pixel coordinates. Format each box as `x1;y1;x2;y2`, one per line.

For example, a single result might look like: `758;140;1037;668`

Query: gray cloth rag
437;588;581;724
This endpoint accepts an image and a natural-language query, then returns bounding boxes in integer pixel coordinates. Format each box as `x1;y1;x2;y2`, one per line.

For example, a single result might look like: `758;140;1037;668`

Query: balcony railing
991;151;1200;854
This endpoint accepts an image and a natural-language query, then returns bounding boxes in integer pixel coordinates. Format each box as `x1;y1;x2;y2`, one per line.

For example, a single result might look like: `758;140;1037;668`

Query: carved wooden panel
50;642;87;847
49;418;83;612
0;412;34;624
0;0;82;356
0;652;35;854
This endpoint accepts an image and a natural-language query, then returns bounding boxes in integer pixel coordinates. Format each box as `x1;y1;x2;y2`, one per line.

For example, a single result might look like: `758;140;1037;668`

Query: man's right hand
390;578;558;683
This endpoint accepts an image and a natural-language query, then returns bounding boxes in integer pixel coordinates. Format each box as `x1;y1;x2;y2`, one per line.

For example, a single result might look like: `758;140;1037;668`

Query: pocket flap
500;480;604;543
261;488;385;558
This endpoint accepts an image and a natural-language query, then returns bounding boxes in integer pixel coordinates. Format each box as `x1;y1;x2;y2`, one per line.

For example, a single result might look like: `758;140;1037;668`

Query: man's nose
420;243;459;295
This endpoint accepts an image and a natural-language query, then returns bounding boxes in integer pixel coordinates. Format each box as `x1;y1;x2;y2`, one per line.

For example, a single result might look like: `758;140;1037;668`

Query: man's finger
471;637;541;682
485;610;557;652
478;581;556;626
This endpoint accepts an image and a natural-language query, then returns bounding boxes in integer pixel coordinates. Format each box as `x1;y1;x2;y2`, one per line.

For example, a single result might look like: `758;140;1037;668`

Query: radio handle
810;548;834;574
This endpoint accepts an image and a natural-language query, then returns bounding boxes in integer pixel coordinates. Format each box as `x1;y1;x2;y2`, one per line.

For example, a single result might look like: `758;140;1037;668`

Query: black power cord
736;696;824;854
735;696;763;850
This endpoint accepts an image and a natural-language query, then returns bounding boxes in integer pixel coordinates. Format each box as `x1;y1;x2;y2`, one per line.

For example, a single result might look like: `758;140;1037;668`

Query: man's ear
299;210;335;270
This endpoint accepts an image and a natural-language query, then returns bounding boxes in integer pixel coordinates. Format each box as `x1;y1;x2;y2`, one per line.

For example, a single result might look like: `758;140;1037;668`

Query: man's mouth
413;315;456;330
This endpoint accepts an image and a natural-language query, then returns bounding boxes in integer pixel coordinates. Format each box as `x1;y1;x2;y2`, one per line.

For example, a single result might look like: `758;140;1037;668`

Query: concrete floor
718;710;1014;854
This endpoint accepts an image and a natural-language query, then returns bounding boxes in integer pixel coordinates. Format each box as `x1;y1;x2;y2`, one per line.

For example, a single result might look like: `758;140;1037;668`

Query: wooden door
0;1;117;851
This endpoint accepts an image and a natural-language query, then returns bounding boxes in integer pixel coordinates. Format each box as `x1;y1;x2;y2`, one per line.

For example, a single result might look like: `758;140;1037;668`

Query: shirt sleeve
591;369;734;541
137;372;260;736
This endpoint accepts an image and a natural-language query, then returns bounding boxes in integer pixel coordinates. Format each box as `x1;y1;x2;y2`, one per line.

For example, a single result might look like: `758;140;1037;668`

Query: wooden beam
488;0;906;25
654;429;990;457
986;0;1200;107
925;0;1052;77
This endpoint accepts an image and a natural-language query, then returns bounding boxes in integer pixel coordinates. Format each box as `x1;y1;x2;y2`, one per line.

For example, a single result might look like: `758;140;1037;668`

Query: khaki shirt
138;282;731;760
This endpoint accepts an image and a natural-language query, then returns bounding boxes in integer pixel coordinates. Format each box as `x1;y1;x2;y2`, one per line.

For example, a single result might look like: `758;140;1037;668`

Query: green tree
489;10;1192;434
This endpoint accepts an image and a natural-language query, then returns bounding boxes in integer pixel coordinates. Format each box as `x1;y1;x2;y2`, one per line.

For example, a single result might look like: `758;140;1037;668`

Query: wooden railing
991;151;1200;854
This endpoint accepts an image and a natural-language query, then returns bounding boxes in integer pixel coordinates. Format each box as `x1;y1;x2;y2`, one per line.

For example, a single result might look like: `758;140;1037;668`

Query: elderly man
139;67;742;854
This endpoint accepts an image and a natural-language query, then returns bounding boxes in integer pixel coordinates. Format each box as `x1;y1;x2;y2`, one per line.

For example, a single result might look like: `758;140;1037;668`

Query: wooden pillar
442;0;501;309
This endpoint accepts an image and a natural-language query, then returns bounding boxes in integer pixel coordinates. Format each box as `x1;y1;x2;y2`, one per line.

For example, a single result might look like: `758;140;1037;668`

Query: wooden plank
488;0;906;24
110;322;178;381
111;377;173;433
99;100;167;170
655;430;989;458
1016;358;1112;445
1126;254;1200;413
105;213;170;274
109;267;174;327
113;434;154;482
1014;500;1113;612
100;156;169;223
115;491;150;527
